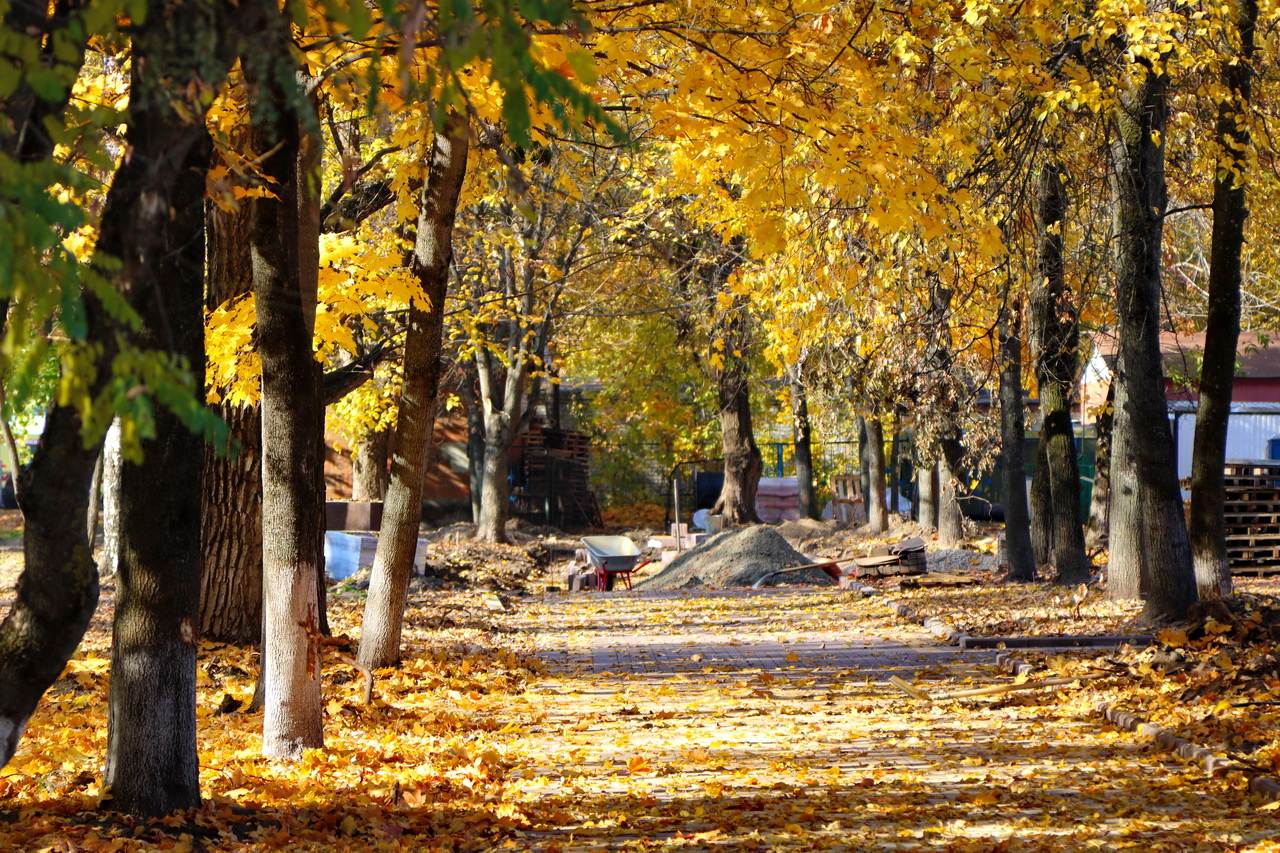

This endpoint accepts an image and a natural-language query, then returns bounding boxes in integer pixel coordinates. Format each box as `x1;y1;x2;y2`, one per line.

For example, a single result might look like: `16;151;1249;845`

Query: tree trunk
461;366;485;523
858;417;871;507
1190;0;1257;601
1030;440;1053;565
359;116;469;670
791;379;818;520
298;98;329;640
864;416;888;533
101;421;122;577
100;0;237;815
0;0;234;775
938;456;964;546
200;405;263;644
916;455;938;531
1000;300;1036;581
1107;375;1146;599
105;121;210;819
86;450;103;546
1107;51;1196;621
1030;164;1089;585
712;328;762;525
244;16;324;757
352;429;390;502
1086;380;1115;551
475;412;515;543
200;185;263;645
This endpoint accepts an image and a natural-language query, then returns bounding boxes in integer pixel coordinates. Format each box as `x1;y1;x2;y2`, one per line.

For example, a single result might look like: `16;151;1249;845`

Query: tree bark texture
200;190;263;645
864;417;888;533
359;116;469;670
352;429;390;502
101;421;123;577
1107;53;1197;621
1030;164;1088;584
1107;372;1146;600
916;455;938;531
476;407;517;543
243;10;324;757
1000;301;1037;581
712;305;762;525
199;405;262;644
0;0;231;774
1086;380;1115;551
86;450;103;546
1189;0;1257;600
791;378;818;520
100;0;236;815
1030;439;1053;565
461;365;485;524
938;455;965;546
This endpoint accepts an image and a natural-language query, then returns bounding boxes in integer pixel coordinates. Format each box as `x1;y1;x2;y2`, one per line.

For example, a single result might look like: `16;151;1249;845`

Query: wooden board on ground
898;572;980;589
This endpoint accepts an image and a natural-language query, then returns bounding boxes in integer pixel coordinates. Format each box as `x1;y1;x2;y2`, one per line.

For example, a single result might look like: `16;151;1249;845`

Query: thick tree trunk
101;421;122;577
243;14;324;757
100;0;238;815
1030;439;1053;565
298;113;329;640
352;430;390;502
1000;301;1036;581
1086;380;1115;551
1107;375;1146;599
712;336;762;525
916;455;938;531
1190;0;1256;600
359;117;469;670
790;376;818;520
200;188;263;645
105;124;209;819
476;413;515;543
200;405;263;644
1107;54;1196;621
0;3;145;768
864;417;888;533
938;456;965;546
1030;164;1089;585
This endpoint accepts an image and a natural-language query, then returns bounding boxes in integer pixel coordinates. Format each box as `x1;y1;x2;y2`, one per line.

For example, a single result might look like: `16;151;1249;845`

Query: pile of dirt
638;526;834;590
927;548;996;574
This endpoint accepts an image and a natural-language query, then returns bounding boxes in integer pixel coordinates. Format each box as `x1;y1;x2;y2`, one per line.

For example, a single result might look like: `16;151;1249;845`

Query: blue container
1268;437;1280;461
324;532;378;580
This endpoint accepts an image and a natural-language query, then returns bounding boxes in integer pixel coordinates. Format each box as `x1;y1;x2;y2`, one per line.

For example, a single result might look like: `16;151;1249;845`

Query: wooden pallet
1223;460;1280;573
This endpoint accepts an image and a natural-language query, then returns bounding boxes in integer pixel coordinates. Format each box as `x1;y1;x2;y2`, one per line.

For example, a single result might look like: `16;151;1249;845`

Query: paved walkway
500;588;1276;851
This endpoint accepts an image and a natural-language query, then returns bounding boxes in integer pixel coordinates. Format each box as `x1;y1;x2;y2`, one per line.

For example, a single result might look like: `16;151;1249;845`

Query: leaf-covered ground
4;575;1280;849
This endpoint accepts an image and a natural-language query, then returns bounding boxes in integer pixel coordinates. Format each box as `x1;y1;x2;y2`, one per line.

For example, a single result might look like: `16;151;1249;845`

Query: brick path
500;588;1276;850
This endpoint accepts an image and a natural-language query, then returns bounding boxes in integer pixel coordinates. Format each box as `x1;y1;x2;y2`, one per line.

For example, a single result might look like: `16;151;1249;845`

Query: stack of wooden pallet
512;426;603;529
1223;459;1280;575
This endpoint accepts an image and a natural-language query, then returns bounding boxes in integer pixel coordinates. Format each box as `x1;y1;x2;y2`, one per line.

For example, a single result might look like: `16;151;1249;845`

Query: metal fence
591;433;1098;520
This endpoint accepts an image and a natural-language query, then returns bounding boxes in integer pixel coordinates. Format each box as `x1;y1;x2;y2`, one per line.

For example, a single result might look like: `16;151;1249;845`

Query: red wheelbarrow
582;535;652;591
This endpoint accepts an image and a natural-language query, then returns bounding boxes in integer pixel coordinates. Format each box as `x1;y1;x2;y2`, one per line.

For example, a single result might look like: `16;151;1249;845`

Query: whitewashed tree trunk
101;421;123;578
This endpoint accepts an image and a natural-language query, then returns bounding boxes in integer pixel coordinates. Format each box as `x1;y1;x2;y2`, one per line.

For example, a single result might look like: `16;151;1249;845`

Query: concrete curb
996;653;1280;803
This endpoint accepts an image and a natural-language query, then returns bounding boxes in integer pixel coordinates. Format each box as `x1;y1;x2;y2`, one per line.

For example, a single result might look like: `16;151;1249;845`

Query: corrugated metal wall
1172;411;1280;496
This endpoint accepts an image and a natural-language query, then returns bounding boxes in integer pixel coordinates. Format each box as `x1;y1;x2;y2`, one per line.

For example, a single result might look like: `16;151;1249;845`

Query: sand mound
639;526;835;590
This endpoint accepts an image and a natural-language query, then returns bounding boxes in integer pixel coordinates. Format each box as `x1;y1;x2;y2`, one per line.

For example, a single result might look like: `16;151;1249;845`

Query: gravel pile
639;526;835;590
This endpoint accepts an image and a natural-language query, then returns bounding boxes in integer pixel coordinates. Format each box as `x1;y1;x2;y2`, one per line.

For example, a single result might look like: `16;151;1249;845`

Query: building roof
1093;330;1280;382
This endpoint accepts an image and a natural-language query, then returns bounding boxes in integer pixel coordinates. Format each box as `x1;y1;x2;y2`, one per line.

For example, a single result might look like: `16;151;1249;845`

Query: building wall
1171;409;1280;497
324;412;471;503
